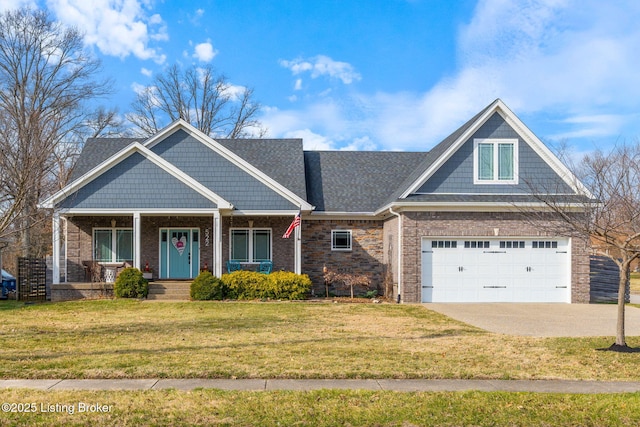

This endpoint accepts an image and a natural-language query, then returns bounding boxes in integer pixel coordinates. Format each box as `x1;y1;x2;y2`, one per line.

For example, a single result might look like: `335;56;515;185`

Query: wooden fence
17;257;47;302
590;256;629;303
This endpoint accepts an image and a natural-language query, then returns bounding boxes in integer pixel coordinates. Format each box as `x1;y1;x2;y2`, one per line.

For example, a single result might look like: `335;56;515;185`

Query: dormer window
473;138;518;184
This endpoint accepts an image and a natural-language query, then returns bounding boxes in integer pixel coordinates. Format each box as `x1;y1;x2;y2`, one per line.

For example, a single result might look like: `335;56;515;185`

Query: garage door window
499;241;525;249
532;241;558;249
464;241;490;249
432;240;457;248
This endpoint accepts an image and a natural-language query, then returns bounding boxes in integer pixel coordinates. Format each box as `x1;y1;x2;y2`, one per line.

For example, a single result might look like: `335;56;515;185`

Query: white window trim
92;227;133;264
473;138;519;185
331;229;352;251
229;227;273;263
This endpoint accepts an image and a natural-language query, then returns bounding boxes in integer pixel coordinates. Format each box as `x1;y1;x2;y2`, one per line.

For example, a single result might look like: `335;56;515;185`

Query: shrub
221;271;268;300
114;268;149;299
220;270;311;300
190;271;225;300
268;271;312;300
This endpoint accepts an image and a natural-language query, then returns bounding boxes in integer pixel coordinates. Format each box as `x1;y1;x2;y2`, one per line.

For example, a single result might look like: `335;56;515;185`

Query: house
40;99;592;303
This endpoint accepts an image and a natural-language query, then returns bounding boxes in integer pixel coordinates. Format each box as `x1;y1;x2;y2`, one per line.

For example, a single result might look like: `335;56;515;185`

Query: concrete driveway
425;303;640;337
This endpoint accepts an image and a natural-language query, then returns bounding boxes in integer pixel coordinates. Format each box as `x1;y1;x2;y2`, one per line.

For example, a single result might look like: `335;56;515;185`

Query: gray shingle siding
57;152;216;209
150;130;298;210
416;113;573;194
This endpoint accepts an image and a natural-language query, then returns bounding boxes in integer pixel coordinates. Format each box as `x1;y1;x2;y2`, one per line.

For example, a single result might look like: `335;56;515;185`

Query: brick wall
141;216;214;278
301;220;385;296
222;216;295;272
66;216;132;282
65;215;297;281
399;211;591;303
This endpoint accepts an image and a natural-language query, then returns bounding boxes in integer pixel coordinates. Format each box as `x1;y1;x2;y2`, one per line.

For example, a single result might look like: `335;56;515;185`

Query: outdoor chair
227;260;242;273
83;261;103;283
258;261;273;274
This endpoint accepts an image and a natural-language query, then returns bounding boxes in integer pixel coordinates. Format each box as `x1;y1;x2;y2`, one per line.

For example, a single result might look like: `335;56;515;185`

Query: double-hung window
230;229;272;262
93;228;133;263
474;138;518;184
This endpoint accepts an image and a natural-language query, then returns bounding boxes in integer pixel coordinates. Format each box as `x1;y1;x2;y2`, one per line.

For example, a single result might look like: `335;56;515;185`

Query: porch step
147;281;191;300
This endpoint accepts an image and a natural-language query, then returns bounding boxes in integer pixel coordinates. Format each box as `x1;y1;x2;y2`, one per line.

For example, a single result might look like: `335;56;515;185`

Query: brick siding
65;215;296;282
301;220;385;297
398;211;590;303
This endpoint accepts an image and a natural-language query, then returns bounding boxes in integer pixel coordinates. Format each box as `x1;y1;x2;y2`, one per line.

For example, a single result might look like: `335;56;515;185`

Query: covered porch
51;211;302;285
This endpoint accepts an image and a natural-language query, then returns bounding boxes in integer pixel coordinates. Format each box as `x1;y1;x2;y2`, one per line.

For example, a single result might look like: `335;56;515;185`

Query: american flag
282;213;301;238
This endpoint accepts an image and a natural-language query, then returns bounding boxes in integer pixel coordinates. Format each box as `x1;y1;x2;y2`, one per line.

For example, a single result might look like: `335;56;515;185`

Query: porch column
133;212;141;270
52;212;60;284
294;217;302;274
213;210;222;277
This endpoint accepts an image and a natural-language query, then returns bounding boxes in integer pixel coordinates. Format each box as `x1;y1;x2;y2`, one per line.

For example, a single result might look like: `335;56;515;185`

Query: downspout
389;207;402;303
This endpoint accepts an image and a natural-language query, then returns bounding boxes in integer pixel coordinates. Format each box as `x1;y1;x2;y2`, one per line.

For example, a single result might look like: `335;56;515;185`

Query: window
464;240;490;249
331;230;352;251
474;139;518;184
93;228;133;263
432;240;458;249
532;241;558;249
499;241;525;249
230;229;271;262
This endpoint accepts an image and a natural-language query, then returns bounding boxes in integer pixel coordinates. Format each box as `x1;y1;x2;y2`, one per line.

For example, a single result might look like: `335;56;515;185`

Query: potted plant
142;262;153;280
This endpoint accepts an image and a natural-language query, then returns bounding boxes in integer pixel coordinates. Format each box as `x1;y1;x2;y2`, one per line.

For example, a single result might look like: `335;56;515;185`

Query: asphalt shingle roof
303;151;427;212
217;139;307;201
70;138;141;181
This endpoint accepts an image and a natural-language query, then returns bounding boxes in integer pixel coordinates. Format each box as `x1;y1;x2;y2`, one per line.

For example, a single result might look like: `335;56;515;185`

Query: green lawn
0;299;639;381
2;299;640;426
1;389;640;426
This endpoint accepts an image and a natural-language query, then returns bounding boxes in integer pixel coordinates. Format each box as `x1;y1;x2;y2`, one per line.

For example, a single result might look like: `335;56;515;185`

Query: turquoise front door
160;229;200;279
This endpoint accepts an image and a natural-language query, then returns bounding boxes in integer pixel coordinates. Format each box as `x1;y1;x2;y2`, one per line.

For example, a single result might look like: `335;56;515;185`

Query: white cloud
427;0;640;145
270;1;640;151
280;55;361;84
193;41;217;62
46;0;167;63
140;67;153;77
283;129;336;150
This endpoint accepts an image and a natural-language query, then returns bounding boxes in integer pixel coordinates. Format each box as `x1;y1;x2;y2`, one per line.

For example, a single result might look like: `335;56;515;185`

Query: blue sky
3;0;640;154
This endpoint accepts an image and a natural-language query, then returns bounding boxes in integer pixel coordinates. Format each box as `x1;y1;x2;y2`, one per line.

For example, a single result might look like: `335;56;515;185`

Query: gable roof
42;100;591;216
41;142;233;210
144;120;313;211
393;99;592;202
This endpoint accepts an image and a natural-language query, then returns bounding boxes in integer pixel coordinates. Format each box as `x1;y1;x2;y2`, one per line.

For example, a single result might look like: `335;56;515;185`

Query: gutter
388;207;402;303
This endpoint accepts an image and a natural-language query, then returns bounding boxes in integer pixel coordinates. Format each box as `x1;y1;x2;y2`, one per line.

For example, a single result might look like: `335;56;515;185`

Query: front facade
41;99;592;303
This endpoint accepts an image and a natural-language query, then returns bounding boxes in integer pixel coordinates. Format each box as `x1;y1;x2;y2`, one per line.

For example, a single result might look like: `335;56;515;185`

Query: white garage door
421;238;570;303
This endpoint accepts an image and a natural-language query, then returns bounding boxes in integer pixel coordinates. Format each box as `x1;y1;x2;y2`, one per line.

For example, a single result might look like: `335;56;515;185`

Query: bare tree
0;7;112;254
529;143;640;350
127;64;266;138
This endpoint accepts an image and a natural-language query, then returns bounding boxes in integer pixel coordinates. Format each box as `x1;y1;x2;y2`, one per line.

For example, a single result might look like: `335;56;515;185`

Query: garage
421;238;570;303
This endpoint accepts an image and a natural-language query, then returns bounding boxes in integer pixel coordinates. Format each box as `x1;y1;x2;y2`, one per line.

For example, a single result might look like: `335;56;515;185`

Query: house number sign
205;228;210;247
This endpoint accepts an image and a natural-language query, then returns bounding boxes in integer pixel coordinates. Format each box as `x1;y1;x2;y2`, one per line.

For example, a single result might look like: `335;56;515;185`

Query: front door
160;229;200;279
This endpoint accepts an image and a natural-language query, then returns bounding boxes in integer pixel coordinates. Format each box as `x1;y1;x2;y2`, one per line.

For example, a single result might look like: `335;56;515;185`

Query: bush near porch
114;268;149;299
190;270;312;301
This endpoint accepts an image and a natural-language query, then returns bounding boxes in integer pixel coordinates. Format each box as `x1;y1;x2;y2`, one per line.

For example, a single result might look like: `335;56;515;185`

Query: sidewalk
2;379;640;394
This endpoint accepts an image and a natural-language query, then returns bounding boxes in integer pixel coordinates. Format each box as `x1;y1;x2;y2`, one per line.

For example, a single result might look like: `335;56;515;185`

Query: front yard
0;299;639;381
2;300;640;426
